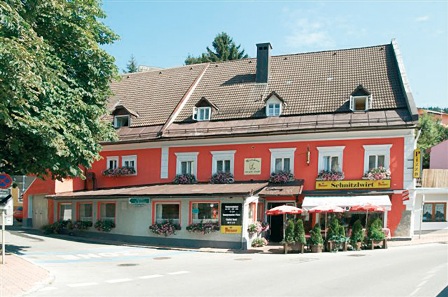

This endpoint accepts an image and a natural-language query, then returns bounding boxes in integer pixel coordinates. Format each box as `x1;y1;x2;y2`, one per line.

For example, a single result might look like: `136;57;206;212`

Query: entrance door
32;195;48;229
267;203;284;243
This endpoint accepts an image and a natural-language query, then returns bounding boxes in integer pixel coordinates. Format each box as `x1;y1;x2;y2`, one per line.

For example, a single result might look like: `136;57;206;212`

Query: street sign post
0;173;12;189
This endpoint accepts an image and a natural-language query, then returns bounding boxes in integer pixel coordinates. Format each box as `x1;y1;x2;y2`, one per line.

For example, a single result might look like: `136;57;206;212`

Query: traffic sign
0;174;12;189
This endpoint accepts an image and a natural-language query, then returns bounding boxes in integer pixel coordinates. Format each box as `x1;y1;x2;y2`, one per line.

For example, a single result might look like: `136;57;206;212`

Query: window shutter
192;107;198;120
349;96;354;111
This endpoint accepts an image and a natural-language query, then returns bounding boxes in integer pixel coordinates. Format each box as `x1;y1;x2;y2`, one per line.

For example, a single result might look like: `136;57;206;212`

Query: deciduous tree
0;0;119;179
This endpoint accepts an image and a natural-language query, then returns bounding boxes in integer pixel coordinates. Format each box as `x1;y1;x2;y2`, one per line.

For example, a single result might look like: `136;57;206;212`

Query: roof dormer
350;85;372;112
192;97;218;121
264;91;285;117
111;101;139;128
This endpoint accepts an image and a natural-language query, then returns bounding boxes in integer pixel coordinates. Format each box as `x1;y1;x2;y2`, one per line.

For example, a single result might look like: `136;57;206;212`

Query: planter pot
369;239;387;249
310;244;323;253
353;241;362;251
291;242;305;253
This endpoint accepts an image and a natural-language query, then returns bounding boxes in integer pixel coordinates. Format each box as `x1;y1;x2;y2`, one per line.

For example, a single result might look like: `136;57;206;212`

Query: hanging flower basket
363;166;391;180
316;170;344;181
210;172;234;184
102;166;136;177
173;173;196;184
269;171;294;183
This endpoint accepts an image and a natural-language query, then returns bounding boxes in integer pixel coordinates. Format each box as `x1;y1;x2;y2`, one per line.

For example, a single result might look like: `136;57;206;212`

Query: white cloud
285;18;334;48
415;15;429;22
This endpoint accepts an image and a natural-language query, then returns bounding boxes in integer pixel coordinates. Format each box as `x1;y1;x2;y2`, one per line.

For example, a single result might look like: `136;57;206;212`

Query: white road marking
167;271;189;275
39;287;57;291
67;282;99;287
139;274;163;279
105;278;133;283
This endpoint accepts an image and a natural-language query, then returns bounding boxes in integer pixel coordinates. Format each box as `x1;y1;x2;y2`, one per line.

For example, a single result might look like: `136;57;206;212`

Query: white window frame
350;95;372;112
197;107;211;121
266;97;283;117
99;202;116;222
106;156;119;170
175;152;199;176
317;146;345;172
211;150;236;175
78;202;93;222
154;202;180;225
269;148;296;174
363;144;392;172
58;202;72;221
114;115;130;128
122;155;137;174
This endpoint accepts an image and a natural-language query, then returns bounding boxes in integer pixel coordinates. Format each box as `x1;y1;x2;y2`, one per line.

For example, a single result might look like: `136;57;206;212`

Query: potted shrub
282;219;295;254
350;219;365;251
338;225;348;251
326;217;341;252
293;218;306;253
309;223;324;253
367;218;386;249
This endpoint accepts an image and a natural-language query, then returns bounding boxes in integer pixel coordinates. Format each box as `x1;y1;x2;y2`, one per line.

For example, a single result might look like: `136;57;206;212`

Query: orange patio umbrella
350;203;385;228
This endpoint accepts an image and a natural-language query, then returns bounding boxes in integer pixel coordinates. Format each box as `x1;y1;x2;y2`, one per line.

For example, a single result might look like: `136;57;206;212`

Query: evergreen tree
124;54;138;73
185;32;248;65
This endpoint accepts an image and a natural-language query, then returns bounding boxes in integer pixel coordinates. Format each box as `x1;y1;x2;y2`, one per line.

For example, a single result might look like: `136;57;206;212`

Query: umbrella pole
365;210;369;229
324;213;327;239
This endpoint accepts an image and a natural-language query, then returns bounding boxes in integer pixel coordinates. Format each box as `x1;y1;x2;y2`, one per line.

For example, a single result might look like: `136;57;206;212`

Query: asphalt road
7;230;448;297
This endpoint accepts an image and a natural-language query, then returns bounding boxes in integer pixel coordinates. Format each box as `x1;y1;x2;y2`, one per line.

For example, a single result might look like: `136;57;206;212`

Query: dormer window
192;97;218;121
110;101;138;128
197;107;211;121
350;85;372;112
264;91;285;117
114;115;130;128
267;102;281;116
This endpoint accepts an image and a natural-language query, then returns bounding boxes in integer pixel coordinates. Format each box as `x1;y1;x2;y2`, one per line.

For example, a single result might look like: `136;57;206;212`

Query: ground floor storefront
23;182;414;250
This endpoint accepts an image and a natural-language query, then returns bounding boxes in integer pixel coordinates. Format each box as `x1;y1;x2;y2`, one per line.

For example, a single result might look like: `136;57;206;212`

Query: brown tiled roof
258;180;304;197
175;44;409;122
107;64;208;127
47;182;268;200
104;42;417;142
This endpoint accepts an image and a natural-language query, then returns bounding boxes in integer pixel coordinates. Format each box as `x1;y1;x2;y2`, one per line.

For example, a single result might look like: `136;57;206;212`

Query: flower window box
210;172;234;184
102;166;136;177
173;173;196;184
269;171;294;184
362;166;391;180
186;221;220;234
316;170;344;181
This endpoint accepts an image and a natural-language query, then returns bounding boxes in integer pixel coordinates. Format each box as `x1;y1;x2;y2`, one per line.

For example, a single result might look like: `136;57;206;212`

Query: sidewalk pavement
1;229;447;297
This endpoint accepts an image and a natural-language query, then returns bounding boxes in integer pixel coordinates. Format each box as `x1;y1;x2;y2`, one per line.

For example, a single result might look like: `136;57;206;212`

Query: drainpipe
419;194;425;239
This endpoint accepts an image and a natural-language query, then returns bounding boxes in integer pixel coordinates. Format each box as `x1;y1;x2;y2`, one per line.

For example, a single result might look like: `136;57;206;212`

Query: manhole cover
234;258;252;261
289;257;318;263
347;254;366;257
118;263;138;267
153;257;171;260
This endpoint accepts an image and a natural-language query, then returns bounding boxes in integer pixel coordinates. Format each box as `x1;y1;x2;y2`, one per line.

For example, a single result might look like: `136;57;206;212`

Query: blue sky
101;1;447;108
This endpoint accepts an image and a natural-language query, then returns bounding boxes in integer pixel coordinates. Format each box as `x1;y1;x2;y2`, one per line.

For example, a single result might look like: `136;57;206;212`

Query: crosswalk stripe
139;274;163;279
106;278;132;283
167;271;189;275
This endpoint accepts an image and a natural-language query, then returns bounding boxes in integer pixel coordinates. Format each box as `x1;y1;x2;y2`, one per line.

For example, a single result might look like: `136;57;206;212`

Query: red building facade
22;40;419;249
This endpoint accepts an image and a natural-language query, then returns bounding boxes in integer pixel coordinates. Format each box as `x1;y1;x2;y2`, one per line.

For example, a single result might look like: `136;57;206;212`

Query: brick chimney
256;42;272;83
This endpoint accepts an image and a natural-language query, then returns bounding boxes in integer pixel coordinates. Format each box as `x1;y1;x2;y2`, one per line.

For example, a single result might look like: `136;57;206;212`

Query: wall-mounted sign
220;203;242;234
129;198;150;205
315;179;391;190
413;149;422;178
244;158;261;175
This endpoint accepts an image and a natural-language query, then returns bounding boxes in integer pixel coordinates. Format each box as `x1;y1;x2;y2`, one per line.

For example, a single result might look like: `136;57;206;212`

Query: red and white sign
402;190;410;201
0;173;12;189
